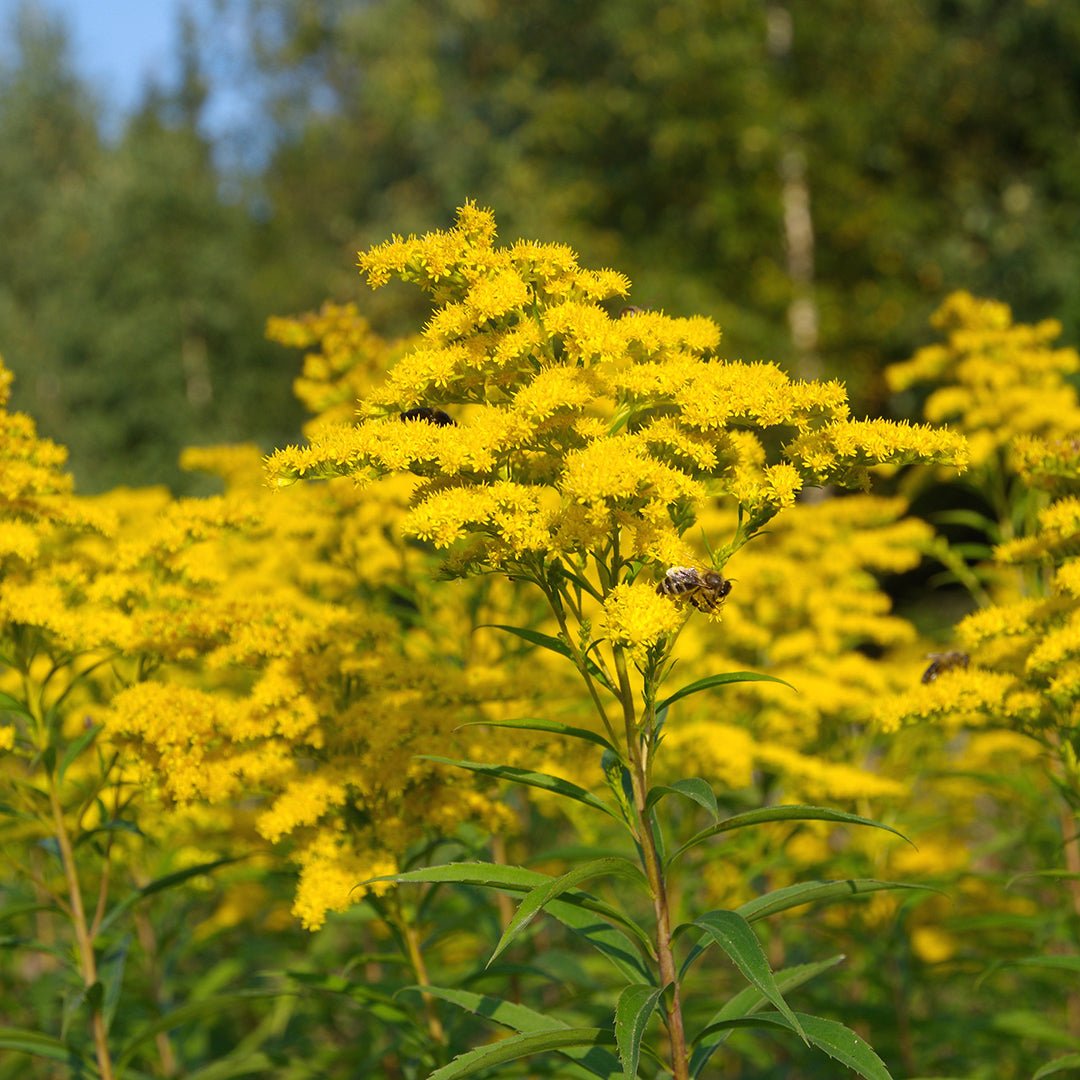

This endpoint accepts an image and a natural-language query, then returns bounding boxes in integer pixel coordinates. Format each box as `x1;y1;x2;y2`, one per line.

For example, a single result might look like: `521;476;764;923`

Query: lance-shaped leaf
116;990;285;1068
615;983;664;1078
692;1011;893;1080
481;624;615;691
737;879;929;924
490;857;646;966
0;1026;88;1067
57;723;101;782
685;911;806;1043
184;1051;277;1080
667;805;911;868
645;778;719;819
544;898;653;982
419;756;623;823
655;671;795;714
97;856;244;937
689;955;845;1076
370;862;655;961
455;717;615;753
1034;1053;1080;1079
418;986;625;1079
427;1027;613;1080
0;692;32;718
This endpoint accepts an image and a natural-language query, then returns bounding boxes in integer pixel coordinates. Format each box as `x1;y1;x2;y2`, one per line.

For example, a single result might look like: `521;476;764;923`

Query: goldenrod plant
0;349;553;1075
877;295;1080;1075
268;203;967;1079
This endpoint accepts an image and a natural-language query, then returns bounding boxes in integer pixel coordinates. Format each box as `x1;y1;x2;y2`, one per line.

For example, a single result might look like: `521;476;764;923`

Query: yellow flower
267;204;966;586
598;582;687;664
886;291;1080;469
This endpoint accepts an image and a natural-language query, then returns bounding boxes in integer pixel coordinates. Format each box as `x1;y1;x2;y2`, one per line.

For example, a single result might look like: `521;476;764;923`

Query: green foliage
3;1;1080;1074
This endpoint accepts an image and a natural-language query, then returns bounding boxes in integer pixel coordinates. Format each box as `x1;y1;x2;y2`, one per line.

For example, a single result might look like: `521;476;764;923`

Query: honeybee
656;566;732;614
921;650;970;684
400;407;456;426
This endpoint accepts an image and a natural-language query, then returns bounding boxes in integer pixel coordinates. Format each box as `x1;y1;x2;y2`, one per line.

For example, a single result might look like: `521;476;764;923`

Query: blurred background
1;0;1077;492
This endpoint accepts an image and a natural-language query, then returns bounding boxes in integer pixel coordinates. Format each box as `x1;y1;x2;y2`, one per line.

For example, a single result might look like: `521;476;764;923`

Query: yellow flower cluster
1;347;561;932
886;290;1080;470
598;582;687;665
266;301;406;433
99;446;558;929
664;495;930;799
268;203;966;581
874;302;1080;738
0;355;109;564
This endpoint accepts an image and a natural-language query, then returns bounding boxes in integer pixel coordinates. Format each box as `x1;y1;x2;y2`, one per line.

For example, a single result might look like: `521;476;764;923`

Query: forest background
4;2;1080;1079
3;0;1079;494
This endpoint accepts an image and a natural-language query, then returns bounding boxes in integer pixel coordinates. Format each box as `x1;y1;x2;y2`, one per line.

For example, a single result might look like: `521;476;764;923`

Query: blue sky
0;0;247;138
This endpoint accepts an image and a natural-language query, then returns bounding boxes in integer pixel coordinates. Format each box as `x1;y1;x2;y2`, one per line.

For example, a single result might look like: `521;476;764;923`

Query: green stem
388;894;446;1047
613;645;690;1080
48;776;116;1080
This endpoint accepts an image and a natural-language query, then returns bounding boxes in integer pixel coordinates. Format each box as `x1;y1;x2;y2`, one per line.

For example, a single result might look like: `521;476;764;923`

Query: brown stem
129;884;179;1077
1057;804;1080;1038
48;779;116;1080
491;833;522;1004
613;646;690;1080
394;898;446;1046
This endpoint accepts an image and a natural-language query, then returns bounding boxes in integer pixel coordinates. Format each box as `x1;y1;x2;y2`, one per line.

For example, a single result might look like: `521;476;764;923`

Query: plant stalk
48;777;116;1080
613;645;690;1080
392;897;446;1046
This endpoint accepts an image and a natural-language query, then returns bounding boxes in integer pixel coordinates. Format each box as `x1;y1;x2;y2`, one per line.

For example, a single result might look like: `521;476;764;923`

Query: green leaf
0;692;32;718
417;986;626;1078
993;1009;1080;1049
690;955;846;1076
0;901;57;926
100;934;130;1028
668;805;911;868
736;879;929;924
98;856;243;937
57;723;101;782
687;911;806;1043
375;862;654;962
491;857;646;966
283;972;411;1023
116;990;284;1068
1008;869;1080;887
183;1052;276;1080
427;1028;613;1080
1034;1053;1080;1079
931;508;1000;537
615;984;663;1078
544;898;653;983
696;1011;892;1080
950;542;994;559
0;1027;86;1066
645;778;718;819
418;985;568;1032
655;671;796;714
455;717;615;752
481;624;614;691
1012;955;1080;974
74;818;144;848
419;756;623;823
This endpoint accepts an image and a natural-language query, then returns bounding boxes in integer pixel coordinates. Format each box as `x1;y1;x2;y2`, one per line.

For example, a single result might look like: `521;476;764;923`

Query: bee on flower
921;650;970;684
400;407;456;426
656;565;732;614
